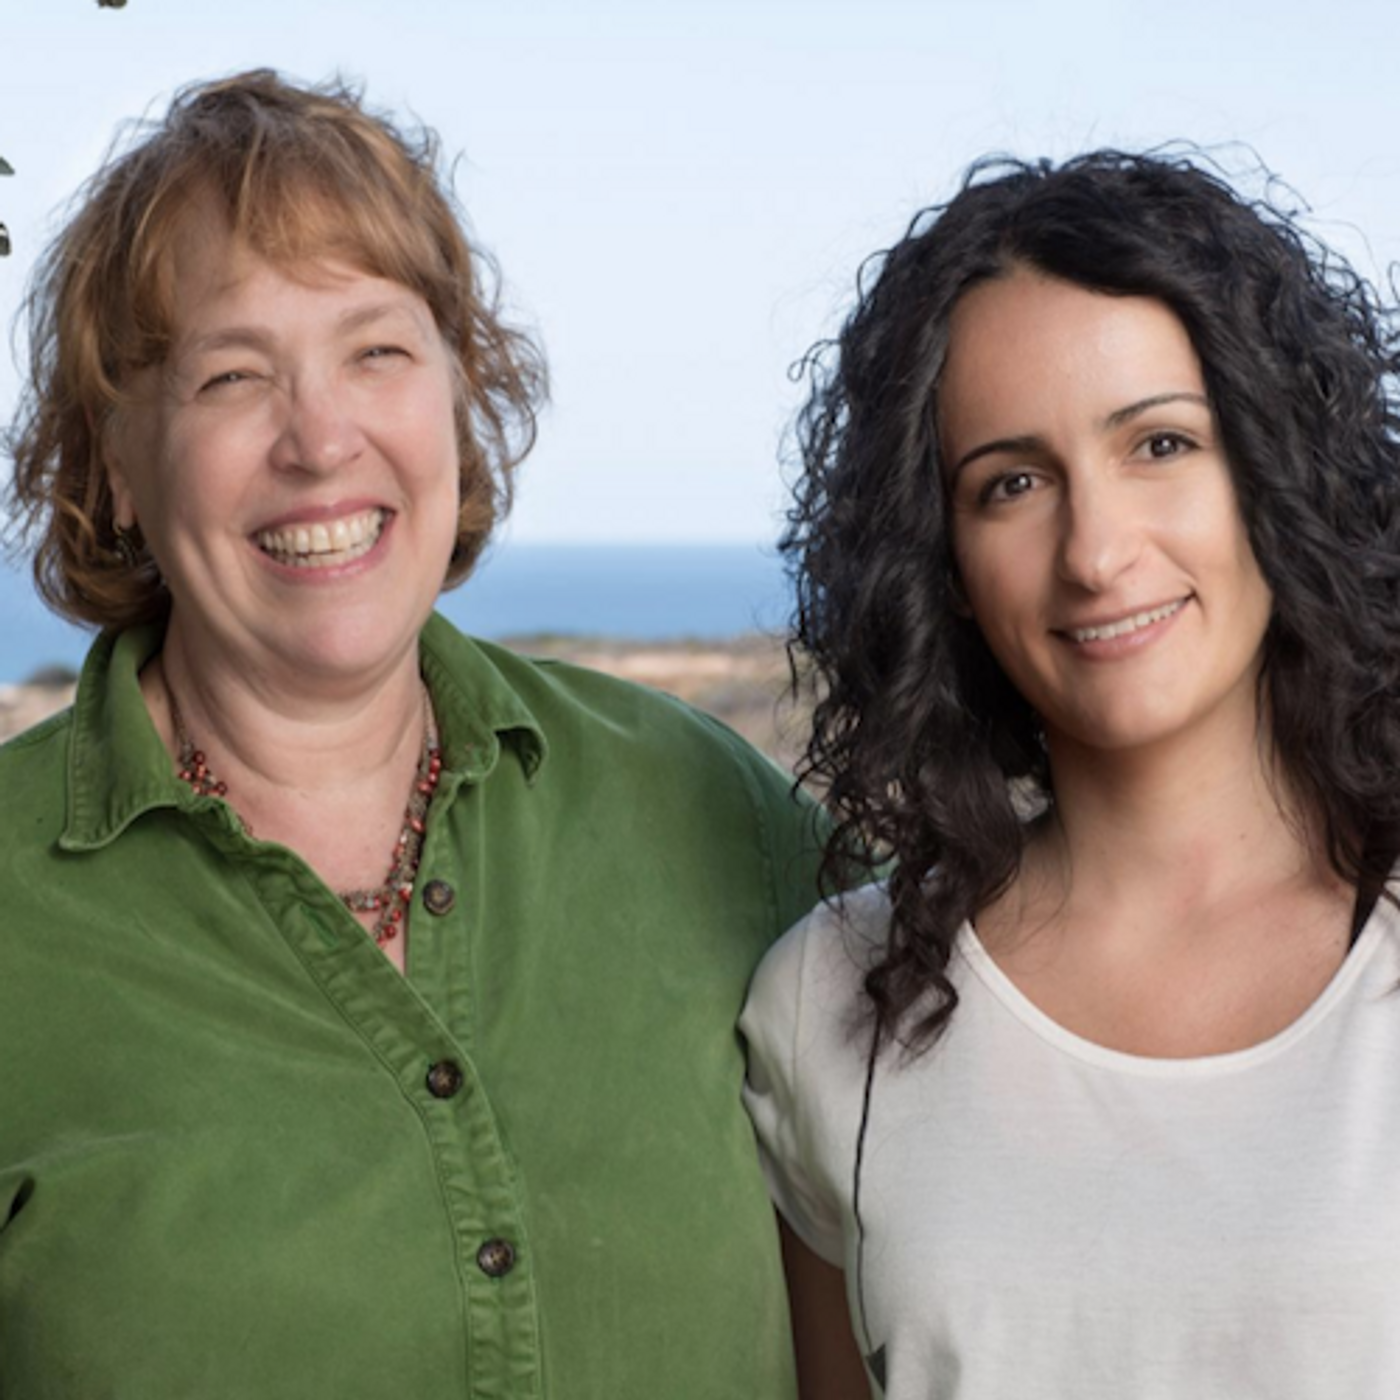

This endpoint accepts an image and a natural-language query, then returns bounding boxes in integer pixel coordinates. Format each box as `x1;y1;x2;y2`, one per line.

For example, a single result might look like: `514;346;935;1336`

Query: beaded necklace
169;686;443;948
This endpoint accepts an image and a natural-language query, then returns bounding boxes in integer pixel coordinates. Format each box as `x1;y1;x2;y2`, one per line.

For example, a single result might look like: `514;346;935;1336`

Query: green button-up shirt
0;614;824;1399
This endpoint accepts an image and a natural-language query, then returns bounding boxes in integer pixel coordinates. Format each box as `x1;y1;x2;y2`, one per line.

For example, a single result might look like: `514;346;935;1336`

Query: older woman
1;72;822;1397
742;152;1400;1398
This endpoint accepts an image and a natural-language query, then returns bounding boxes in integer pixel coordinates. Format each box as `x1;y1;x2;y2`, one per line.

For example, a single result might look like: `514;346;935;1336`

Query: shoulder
770;881;891;973
0;703;72;814
436;622;814;826
0;707;74;907
427;617;826;926
430;619;766;760
745;882;891;1045
514;640;829;917
481;634;772;763
0;700;72;758
740;884;890;1262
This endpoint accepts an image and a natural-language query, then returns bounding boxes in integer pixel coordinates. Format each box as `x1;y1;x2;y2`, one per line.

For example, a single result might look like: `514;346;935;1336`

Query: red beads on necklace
178;749;228;799
169;684;441;948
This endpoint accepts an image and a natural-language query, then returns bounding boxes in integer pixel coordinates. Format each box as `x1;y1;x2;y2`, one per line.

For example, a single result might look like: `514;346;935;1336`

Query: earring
112;523;143;569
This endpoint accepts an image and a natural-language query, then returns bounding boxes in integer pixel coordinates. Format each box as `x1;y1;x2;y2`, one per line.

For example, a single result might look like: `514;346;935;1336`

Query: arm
780;1216;871;1400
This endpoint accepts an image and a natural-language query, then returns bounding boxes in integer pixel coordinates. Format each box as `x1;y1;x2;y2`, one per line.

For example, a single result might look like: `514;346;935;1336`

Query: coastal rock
0;682;77;743
0;636;806;768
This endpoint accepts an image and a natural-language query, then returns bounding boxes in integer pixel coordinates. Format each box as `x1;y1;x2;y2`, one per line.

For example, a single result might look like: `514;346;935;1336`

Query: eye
1139;431;1196;460
359;344;409;364
199;369;256;393
977;469;1039;506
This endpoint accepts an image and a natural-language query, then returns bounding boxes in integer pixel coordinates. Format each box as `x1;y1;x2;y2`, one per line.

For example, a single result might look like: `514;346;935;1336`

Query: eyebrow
946;391;1212;481
947;433;1045;481
1102;391;1210;429
335;301;427;337
180;327;274;361
179;301;426;362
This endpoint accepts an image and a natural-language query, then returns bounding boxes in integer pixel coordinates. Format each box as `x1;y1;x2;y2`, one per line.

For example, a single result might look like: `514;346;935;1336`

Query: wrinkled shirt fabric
0;614;824;1400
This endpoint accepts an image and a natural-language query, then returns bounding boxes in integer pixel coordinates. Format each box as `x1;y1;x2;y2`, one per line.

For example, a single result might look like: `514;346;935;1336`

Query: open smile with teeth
254;508;386;568
1066;598;1186;644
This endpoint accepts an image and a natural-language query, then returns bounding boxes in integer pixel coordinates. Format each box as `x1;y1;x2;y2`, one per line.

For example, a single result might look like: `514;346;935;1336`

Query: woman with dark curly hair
742;151;1400;1398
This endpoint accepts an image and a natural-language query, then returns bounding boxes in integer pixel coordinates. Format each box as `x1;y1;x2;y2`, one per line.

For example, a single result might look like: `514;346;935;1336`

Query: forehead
939;269;1204;444
163;198;247;307
159;198;433;349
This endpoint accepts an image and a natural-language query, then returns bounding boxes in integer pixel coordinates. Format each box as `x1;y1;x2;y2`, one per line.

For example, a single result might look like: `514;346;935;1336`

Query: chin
275;608;432;679
1052;704;1203;756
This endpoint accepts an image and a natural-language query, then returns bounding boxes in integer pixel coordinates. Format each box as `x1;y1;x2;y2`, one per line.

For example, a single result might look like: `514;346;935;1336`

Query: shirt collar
417;612;549;783
60;611;549;852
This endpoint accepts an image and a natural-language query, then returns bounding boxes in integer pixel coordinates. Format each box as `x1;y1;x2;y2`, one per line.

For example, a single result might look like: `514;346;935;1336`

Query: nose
268;376;366;476
1056;477;1143;592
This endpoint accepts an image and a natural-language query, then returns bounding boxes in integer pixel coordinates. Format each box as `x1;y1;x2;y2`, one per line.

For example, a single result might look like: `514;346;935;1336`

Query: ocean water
0;542;793;683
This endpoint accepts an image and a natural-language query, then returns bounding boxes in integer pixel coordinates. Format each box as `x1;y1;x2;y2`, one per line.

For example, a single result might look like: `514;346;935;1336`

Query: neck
146;618;427;796
1032;707;1328;919
144;614;443;965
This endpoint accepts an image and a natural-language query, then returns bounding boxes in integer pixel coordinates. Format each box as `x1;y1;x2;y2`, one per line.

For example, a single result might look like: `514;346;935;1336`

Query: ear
95;407;139;532
107;464;138;531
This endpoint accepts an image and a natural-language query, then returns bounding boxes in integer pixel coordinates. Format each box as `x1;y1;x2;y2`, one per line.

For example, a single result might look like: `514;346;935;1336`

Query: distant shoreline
0;542;794;683
0;632;805;769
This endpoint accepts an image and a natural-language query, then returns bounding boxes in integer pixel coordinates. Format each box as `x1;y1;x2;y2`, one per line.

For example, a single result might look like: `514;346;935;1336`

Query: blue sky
2;0;1398;543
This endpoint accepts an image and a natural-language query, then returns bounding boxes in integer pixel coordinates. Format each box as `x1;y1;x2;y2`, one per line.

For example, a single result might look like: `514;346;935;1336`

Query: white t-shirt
741;883;1400;1399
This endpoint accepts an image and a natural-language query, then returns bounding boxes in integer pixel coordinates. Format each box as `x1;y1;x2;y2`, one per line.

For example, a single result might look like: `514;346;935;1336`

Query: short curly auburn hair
5;68;546;629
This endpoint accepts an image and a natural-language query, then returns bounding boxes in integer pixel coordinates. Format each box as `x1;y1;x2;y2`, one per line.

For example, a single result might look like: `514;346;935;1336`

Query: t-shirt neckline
958;899;1394;1079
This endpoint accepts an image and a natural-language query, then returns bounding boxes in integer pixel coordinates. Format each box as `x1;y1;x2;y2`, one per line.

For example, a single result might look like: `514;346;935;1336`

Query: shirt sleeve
683;705;830;939
739;909;849;1266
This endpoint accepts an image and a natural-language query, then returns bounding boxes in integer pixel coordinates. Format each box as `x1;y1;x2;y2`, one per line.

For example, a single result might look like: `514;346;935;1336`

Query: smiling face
939;267;1274;761
106;205;462;690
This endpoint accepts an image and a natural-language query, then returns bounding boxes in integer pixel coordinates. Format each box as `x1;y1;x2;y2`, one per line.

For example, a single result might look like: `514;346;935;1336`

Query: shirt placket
205;782;544;1400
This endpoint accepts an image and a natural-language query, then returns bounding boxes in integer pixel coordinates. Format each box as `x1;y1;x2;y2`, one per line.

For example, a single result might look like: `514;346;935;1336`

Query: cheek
959;584;1033;693
1236;554;1274;644
955;529;1038;630
954;553;1056;705
1189;494;1272;624
406;375;464;478
152;432;234;524
416;394;466;544
426;419;465;515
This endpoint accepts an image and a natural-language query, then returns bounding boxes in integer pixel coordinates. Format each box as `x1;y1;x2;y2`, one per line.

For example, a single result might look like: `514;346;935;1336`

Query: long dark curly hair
784;150;1400;1054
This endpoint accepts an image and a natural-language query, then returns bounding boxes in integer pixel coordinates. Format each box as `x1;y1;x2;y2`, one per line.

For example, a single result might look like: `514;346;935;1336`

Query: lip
1054;595;1191;657
249;508;394;583
251;498;389;533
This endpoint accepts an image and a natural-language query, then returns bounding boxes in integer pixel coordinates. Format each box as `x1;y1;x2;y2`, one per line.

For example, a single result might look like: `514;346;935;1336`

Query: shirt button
421;879;456;916
426;1060;464;1099
477;1238;516;1278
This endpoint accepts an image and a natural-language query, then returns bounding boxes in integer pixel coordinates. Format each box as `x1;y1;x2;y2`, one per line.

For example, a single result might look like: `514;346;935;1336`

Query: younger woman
742;152;1400;1398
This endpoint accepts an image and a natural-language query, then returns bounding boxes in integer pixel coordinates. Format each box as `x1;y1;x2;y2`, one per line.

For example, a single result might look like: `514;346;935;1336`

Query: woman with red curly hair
1;71;823;1398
